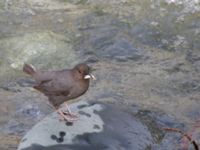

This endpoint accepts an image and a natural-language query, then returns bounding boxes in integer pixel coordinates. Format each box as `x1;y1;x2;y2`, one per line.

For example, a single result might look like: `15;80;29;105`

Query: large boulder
18;101;154;150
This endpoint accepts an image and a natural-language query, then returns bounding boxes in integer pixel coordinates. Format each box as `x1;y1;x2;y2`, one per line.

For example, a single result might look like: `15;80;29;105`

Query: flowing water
0;0;199;149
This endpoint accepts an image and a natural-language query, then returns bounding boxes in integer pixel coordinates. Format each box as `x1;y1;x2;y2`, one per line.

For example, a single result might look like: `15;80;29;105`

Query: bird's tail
23;64;36;75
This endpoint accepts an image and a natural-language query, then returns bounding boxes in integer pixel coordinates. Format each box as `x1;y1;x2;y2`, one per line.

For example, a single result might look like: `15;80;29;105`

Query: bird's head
74;63;96;80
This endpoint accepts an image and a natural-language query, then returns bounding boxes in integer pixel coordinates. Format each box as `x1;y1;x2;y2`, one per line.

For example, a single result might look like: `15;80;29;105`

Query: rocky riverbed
0;0;199;149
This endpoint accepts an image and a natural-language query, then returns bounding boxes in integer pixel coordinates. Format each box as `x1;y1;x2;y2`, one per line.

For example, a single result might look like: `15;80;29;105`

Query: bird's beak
84;74;96;80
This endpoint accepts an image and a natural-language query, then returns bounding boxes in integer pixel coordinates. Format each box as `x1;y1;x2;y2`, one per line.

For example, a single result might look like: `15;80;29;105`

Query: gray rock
26;9;36;16
75;14;142;62
18;102;153;150
57;18;64;23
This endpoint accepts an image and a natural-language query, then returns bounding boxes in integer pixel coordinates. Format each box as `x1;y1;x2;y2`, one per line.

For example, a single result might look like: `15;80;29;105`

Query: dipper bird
23;63;95;122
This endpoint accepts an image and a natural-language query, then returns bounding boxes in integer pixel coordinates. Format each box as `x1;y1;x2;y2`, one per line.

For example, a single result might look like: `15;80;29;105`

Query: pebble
26;9;36;16
57;19;64;23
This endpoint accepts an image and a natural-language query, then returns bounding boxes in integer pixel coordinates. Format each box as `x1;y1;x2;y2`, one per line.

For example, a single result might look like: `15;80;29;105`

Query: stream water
0;0;199;149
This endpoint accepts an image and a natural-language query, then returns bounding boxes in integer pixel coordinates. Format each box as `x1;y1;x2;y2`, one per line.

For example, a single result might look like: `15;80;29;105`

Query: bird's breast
69;80;89;99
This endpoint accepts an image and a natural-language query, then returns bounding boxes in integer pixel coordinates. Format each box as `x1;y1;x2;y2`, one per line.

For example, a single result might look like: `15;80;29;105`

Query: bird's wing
34;79;71;108
34;76;71;97
34;83;70;96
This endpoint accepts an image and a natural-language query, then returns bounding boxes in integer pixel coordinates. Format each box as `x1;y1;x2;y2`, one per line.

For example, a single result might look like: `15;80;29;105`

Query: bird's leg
56;103;79;122
57;109;77;122
62;102;79;118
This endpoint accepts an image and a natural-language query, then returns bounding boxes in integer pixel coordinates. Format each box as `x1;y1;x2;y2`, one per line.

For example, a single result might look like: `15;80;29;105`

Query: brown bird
23;63;95;122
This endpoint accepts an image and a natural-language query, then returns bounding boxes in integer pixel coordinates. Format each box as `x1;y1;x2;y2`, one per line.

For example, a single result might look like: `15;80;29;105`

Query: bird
23;63;95;122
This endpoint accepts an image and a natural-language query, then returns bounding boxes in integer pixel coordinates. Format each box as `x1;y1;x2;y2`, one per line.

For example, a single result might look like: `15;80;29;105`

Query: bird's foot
57;110;78;122
63;110;79;118
62;103;79;118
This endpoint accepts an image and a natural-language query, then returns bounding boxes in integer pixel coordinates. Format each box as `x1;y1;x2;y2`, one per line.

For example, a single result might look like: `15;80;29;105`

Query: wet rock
178;80;200;93
130;24;163;48
5;120;27;136
26;9;36;16
186;106;200;121
75;14;143;62
19;104;41;118
165;0;200;13
17;101;185;150
57;18;64;23
0;31;80;81
173;35;189;51
18;102;156;150
27;0;78;11
17;79;35;87
98;37;142;61
33;2;45;7
186;50;200;72
152;133;181;150
0;82;21;92
163;79;200;96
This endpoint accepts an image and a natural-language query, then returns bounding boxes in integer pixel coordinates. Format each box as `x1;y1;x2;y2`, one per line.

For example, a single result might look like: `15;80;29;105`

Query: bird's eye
78;70;81;74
